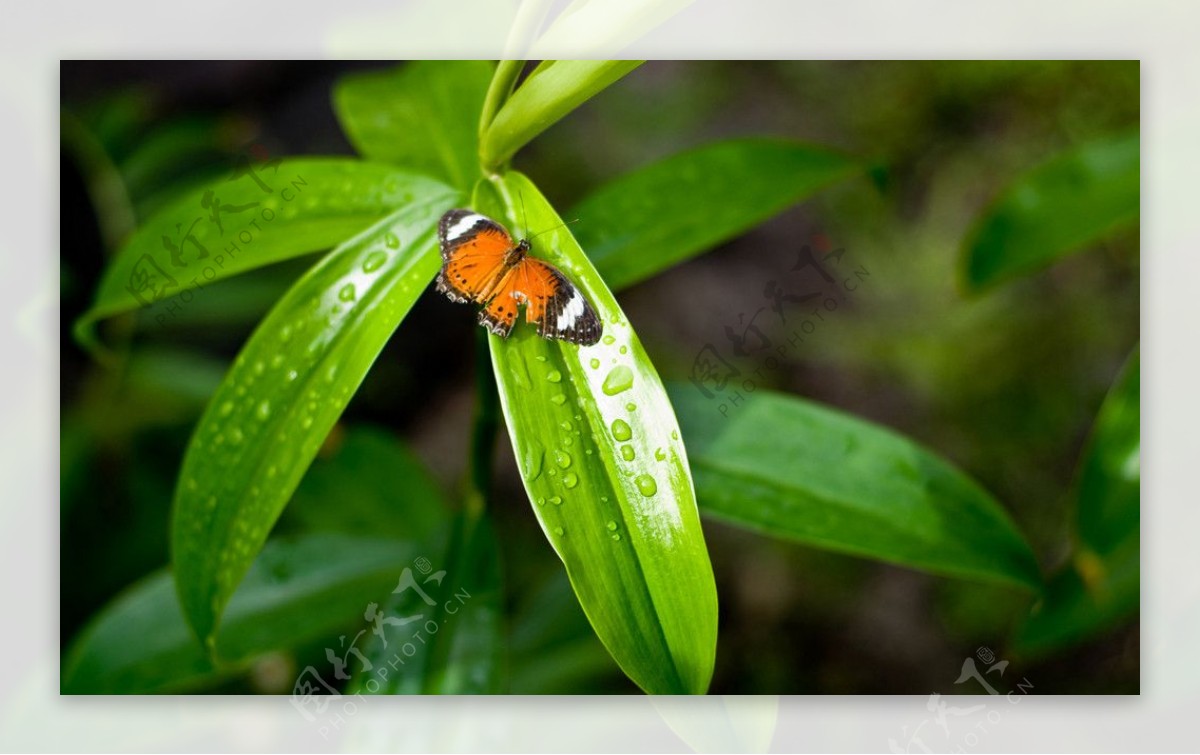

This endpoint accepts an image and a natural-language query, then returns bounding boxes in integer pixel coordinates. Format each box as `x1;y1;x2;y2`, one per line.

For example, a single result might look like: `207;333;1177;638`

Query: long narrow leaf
75;160;445;352
63;534;417;694
1014;346;1140;656
1076;348;1140;556
961;132;1140;292
333;61;493;192
479;60;642;169
171;185;459;649
481;172;717;694
671;386;1043;589
575;138;861;290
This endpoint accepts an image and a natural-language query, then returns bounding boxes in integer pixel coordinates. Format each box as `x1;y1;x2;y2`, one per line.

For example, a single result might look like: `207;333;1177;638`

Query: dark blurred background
60;61;1139;693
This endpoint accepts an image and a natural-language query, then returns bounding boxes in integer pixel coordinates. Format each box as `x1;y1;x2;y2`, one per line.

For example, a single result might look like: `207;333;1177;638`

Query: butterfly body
436;209;602;346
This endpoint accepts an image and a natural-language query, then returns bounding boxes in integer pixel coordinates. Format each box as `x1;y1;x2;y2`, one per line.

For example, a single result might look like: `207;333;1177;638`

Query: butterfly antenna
529;217;580;241
518;190;529;238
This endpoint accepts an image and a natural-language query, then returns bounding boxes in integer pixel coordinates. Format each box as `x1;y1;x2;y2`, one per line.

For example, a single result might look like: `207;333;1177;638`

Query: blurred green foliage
60;60;1138;695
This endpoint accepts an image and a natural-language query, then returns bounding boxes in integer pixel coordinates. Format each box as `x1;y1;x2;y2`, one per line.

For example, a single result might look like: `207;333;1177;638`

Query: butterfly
436;209;603;346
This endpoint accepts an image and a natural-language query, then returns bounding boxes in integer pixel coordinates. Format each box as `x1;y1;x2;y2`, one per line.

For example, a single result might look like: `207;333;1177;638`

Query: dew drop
602;365;634;396
611;532;622;541
554;526;565;536
523;444;545;480
229;427;244;445
635;474;658;497
671;430;680;440
550;393;566;405
621;445;635;461
362;251;387;272
563;472;579;489
286;369;298;382
548;467;558;477
218;400;234;417
625;402;637;412
560;420;573;431
606;520;618;531
338;283;357;302
602;335;615;345
536;497;546;506
256;400;272;421
549;496;562;506
655;447;666;461
546;369;562;383
610;419;632;442
619;345;628;355
554;450;572;469
589;358;600;369
535;355;547;362
383;232;400;249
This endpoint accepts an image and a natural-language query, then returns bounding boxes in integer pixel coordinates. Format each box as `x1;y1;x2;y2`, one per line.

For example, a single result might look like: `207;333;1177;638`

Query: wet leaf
671;386;1043;590
75;160;446;353
574;138;861;290
171;184;459;650
480;172;718;694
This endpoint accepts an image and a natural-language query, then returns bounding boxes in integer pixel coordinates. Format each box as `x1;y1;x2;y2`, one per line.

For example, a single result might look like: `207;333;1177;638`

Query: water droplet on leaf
610;419;632;442
362;251;387;272
635;474;657;497
602;365;633;396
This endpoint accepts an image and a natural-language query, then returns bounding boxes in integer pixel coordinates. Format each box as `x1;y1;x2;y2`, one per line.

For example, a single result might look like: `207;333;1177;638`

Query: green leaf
961;132;1140;292
75;159;446;352
1076;347;1140;556
285;424;450;542
1013;346;1140;656
671;386;1042;590
480;171;718;694
479;60;643;169
62;533;417;694
333;61;493;192
1013;536;1138;658
575;138;861;290
171;185;460;650
508;571;622;693
348;512;503;694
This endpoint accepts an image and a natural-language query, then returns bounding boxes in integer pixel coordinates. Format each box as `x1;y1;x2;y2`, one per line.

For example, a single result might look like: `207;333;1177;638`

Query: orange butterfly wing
479;258;602;345
436;210;513;304
437;209;602;345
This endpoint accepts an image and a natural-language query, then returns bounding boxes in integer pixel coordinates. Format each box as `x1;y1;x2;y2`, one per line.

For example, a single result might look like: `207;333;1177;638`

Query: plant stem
479;60;526;161
465;328;500;518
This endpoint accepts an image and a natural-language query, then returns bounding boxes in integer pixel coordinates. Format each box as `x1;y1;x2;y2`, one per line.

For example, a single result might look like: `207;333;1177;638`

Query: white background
5;0;1193;751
